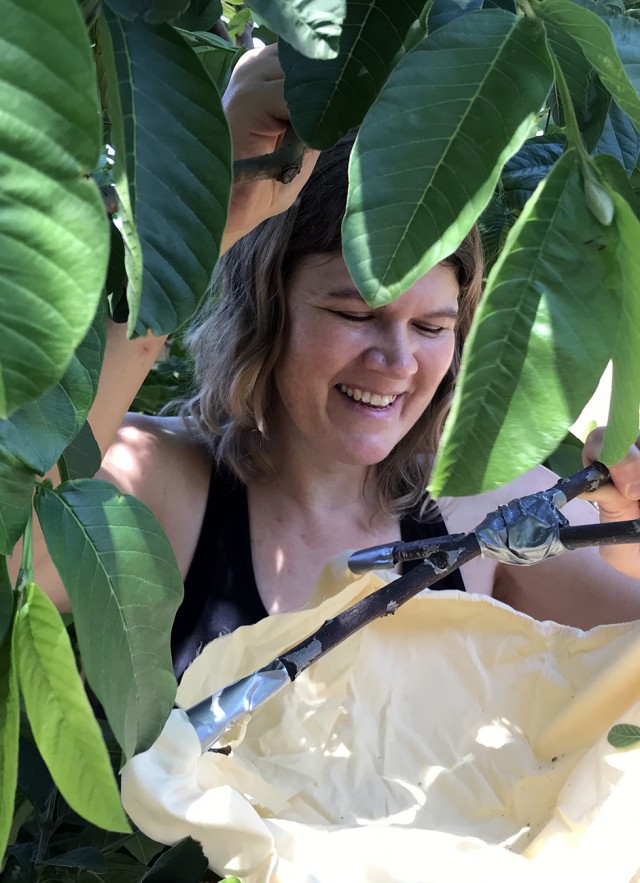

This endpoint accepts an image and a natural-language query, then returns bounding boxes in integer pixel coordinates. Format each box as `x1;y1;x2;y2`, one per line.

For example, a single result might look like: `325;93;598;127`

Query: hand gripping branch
187;462;640;752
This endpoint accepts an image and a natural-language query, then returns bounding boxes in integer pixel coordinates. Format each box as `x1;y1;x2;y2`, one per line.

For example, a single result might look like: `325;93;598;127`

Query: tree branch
233;125;306;185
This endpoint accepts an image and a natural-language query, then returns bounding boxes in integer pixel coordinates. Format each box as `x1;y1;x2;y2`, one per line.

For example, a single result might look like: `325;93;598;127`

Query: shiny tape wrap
473;489;569;566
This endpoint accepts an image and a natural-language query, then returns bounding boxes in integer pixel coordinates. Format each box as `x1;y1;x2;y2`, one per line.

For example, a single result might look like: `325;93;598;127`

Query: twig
233;125;305;185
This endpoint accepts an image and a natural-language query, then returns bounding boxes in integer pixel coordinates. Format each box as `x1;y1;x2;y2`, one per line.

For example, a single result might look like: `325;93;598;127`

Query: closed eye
332;310;373;322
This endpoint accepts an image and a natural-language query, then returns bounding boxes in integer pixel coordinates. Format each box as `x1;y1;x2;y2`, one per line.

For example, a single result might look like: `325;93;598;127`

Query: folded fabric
121;555;640;882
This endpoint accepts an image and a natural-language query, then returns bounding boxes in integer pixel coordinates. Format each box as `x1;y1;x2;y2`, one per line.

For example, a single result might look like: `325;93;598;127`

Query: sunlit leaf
534;0;640;133
248;0;346;60
430;150;621;495
14;582;129;832
608;722;640;748
280;0;431;149
599;190;640;462
99;10;232;336
35;480;183;758
0;610;19;864
0;0;109;417
342;10;553;306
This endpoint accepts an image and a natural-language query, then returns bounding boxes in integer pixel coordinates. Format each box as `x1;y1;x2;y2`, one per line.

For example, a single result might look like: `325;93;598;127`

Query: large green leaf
545;23;610;150
99;10;232;336
0;557;12;647
606;14;640;96
0;455;34;556
171;0;223;31
430;150;621;496
34;480;183;758
140;838;208;882
534;0;640;133
14;582;129;832
599;191;640;462
178;30;242;91
58;420;102;482
280;0;431;150
595;100;640;174
0;0;109;418
0;607;18;865
342;10;554;306
0;310;105;477
428;0;483;31
249;0;346;60
104;0;190;22
501;135;565;214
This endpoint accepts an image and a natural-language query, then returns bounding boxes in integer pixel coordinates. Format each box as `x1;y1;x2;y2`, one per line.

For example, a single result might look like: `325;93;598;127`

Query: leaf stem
17;511;34;595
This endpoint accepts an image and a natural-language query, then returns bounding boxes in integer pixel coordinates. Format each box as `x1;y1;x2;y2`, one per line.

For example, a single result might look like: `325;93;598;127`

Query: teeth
339;385;397;407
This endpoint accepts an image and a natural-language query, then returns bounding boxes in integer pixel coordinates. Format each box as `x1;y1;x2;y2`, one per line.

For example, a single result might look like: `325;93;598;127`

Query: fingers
582;426;640;518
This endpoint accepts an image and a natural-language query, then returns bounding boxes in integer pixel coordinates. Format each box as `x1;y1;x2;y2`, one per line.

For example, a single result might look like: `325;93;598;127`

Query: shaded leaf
58;422;102;483
428;0;482;30
595;99;640;174
35;480;183;758
342;10;554;306
17;735;54;815
0;613;19;865
45;848;106;872
178;30;242;90
249;0;346;60
545;430;585;477
478;187;516;271
599;191;640;462
280;0;431;149
0;556;12;646
0;455;34;557
14;583;130;832
0;311;105;477
535;0;640;133
98;11;232;336
501;135;565;214
104;0;190;23
0;0;109;418
430;150;621;495
608;722;640;748
171;0;223;30
123;831;165;866
140;838;208;882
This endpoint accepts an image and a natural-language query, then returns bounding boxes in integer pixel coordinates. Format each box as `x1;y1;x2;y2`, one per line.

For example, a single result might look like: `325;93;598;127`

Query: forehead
288;253;460;311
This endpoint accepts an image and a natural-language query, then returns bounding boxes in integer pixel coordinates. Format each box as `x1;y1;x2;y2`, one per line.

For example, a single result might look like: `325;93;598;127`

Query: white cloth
121;556;640;882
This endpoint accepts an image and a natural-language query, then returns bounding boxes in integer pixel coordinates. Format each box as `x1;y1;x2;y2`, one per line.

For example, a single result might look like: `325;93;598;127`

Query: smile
339;385;398;407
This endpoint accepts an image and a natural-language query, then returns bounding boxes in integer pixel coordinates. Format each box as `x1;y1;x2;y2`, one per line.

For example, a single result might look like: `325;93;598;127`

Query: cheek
418;336;456;392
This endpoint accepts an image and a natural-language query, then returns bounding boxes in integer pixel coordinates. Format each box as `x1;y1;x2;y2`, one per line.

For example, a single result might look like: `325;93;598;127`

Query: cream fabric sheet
121;555;640;882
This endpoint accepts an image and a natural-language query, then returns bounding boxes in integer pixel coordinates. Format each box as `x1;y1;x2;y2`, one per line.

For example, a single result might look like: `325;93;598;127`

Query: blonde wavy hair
182;134;484;518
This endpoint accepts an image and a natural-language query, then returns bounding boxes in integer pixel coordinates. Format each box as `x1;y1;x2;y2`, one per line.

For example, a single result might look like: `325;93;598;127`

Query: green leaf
428;0;483;31
342;10;554;306
608;722;640;748
14;582;130;833
599;191;640;462
0;455;34;557
501;135;565;214
0;611;19;866
0;557;12;647
45;848;107;872
545;23;611;150
171;0;223;31
534;0;640;134
140;838;208;882
249;0;345;60
430;150;621;495
178;30;242;91
123;831;165;866
34;480;183;758
595;100;640;175
280;0;431;150
544;430;585;477
104;0;191;22
98;11;232;336
0;0;109;419
17;736;54;814
0;310;105;477
57;421;102;482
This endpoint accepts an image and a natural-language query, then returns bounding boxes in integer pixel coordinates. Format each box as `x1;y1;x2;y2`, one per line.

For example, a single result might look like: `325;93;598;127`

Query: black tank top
172;465;466;680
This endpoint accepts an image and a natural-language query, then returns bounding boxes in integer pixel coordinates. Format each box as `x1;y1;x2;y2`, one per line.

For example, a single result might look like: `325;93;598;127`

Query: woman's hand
221;43;320;253
583;427;640;579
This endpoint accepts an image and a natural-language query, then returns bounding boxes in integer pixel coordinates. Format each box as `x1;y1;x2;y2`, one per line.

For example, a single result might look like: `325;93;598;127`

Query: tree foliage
1;0;639;875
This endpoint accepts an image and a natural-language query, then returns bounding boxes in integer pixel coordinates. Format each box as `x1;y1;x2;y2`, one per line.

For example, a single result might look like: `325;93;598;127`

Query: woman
20;45;640;673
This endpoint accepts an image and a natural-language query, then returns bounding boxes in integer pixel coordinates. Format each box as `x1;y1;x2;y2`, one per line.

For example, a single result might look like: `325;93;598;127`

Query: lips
339;385;398;407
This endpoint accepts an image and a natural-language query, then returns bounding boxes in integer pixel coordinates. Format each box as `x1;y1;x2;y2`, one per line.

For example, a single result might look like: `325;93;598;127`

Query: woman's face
271;253;460;470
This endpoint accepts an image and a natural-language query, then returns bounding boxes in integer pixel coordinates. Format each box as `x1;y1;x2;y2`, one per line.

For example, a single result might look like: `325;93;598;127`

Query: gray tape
188;659;291;751
474;490;569;566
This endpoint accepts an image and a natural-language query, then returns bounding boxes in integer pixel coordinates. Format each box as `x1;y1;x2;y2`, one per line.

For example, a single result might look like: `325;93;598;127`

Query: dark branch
233;125;306;185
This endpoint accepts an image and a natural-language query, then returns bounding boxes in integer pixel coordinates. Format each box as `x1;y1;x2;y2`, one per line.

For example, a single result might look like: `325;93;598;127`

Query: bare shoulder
99;414;212;577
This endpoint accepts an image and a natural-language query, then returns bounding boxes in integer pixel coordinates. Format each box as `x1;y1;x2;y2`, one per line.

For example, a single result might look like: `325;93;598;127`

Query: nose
362;328;418;379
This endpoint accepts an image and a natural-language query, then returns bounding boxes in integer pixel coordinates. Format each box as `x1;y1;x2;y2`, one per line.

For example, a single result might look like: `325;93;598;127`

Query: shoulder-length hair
181;134;484;518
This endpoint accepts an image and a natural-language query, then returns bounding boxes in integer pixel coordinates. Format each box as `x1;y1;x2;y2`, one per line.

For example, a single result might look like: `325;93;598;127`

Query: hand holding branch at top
221;43;320;254
583;427;640;579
